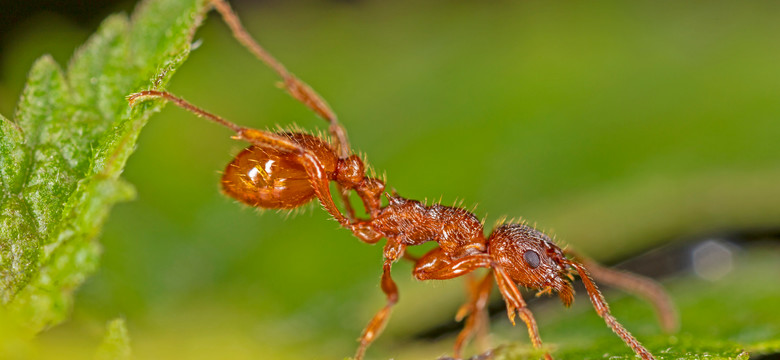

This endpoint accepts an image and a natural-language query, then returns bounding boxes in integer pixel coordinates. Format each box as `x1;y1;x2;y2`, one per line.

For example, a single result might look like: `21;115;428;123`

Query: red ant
128;1;677;359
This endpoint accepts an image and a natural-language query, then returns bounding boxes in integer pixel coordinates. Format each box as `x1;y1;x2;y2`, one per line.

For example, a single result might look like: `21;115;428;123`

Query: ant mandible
128;1;677;359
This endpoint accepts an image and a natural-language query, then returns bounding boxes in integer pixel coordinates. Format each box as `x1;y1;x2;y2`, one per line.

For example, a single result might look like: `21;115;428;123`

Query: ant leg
355;260;396;360
128;91;303;155
567;251;678;333
568;261;656;360
209;0;358;219
128;90;245;134
413;251;551;359
209;0;347;152
412;248;494;359
493;266;553;360
453;272;493;359
412;248;492;281
128;91;315;156
355;241;405;360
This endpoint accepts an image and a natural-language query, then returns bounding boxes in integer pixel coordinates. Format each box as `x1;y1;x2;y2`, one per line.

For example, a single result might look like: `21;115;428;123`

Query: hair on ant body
128;1;677;359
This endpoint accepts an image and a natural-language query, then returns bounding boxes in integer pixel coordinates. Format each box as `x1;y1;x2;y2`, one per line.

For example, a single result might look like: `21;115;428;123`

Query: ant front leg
355;241;405;360
492;266;553;360
413;247;493;281
413;247;495;359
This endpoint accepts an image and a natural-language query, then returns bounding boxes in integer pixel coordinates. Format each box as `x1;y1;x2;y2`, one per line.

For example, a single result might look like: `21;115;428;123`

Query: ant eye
523;250;541;269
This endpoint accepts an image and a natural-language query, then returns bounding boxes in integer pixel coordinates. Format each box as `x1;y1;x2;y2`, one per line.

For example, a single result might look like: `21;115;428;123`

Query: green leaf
94;318;131;360
0;0;210;334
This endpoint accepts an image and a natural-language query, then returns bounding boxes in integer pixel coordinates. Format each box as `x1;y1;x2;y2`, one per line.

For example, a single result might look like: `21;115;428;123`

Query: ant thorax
371;196;486;257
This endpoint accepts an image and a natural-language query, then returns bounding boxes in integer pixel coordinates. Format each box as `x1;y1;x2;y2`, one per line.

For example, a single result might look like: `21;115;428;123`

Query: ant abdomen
221;132;337;209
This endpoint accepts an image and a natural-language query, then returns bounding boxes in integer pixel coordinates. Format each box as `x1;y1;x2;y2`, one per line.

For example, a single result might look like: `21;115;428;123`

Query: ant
128;1;677;359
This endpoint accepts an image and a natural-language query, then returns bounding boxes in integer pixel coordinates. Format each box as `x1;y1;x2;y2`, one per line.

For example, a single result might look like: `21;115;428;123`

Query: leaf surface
0;0;210;333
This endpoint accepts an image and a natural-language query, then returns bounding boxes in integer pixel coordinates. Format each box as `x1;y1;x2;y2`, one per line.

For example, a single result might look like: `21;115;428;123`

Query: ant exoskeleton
128;1;677;359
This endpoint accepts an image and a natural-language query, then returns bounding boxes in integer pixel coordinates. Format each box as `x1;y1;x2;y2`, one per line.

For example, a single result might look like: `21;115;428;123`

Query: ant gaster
128;1;677;359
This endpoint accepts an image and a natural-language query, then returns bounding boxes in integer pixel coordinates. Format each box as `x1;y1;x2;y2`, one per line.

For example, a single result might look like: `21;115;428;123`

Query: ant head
487;223;574;306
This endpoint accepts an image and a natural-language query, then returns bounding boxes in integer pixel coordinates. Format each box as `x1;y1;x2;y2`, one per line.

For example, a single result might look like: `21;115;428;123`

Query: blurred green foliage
94;318;131;360
1;0;779;359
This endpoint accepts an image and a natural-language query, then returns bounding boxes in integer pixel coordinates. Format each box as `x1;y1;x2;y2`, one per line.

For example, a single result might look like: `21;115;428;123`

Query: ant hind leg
127;90;244;134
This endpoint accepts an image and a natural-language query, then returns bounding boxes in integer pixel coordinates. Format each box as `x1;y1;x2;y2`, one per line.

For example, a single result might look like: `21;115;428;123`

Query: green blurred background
1;0;779;359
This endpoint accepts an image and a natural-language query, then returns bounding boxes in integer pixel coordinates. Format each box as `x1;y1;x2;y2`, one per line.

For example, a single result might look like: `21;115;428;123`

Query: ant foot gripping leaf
0;0;210;336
